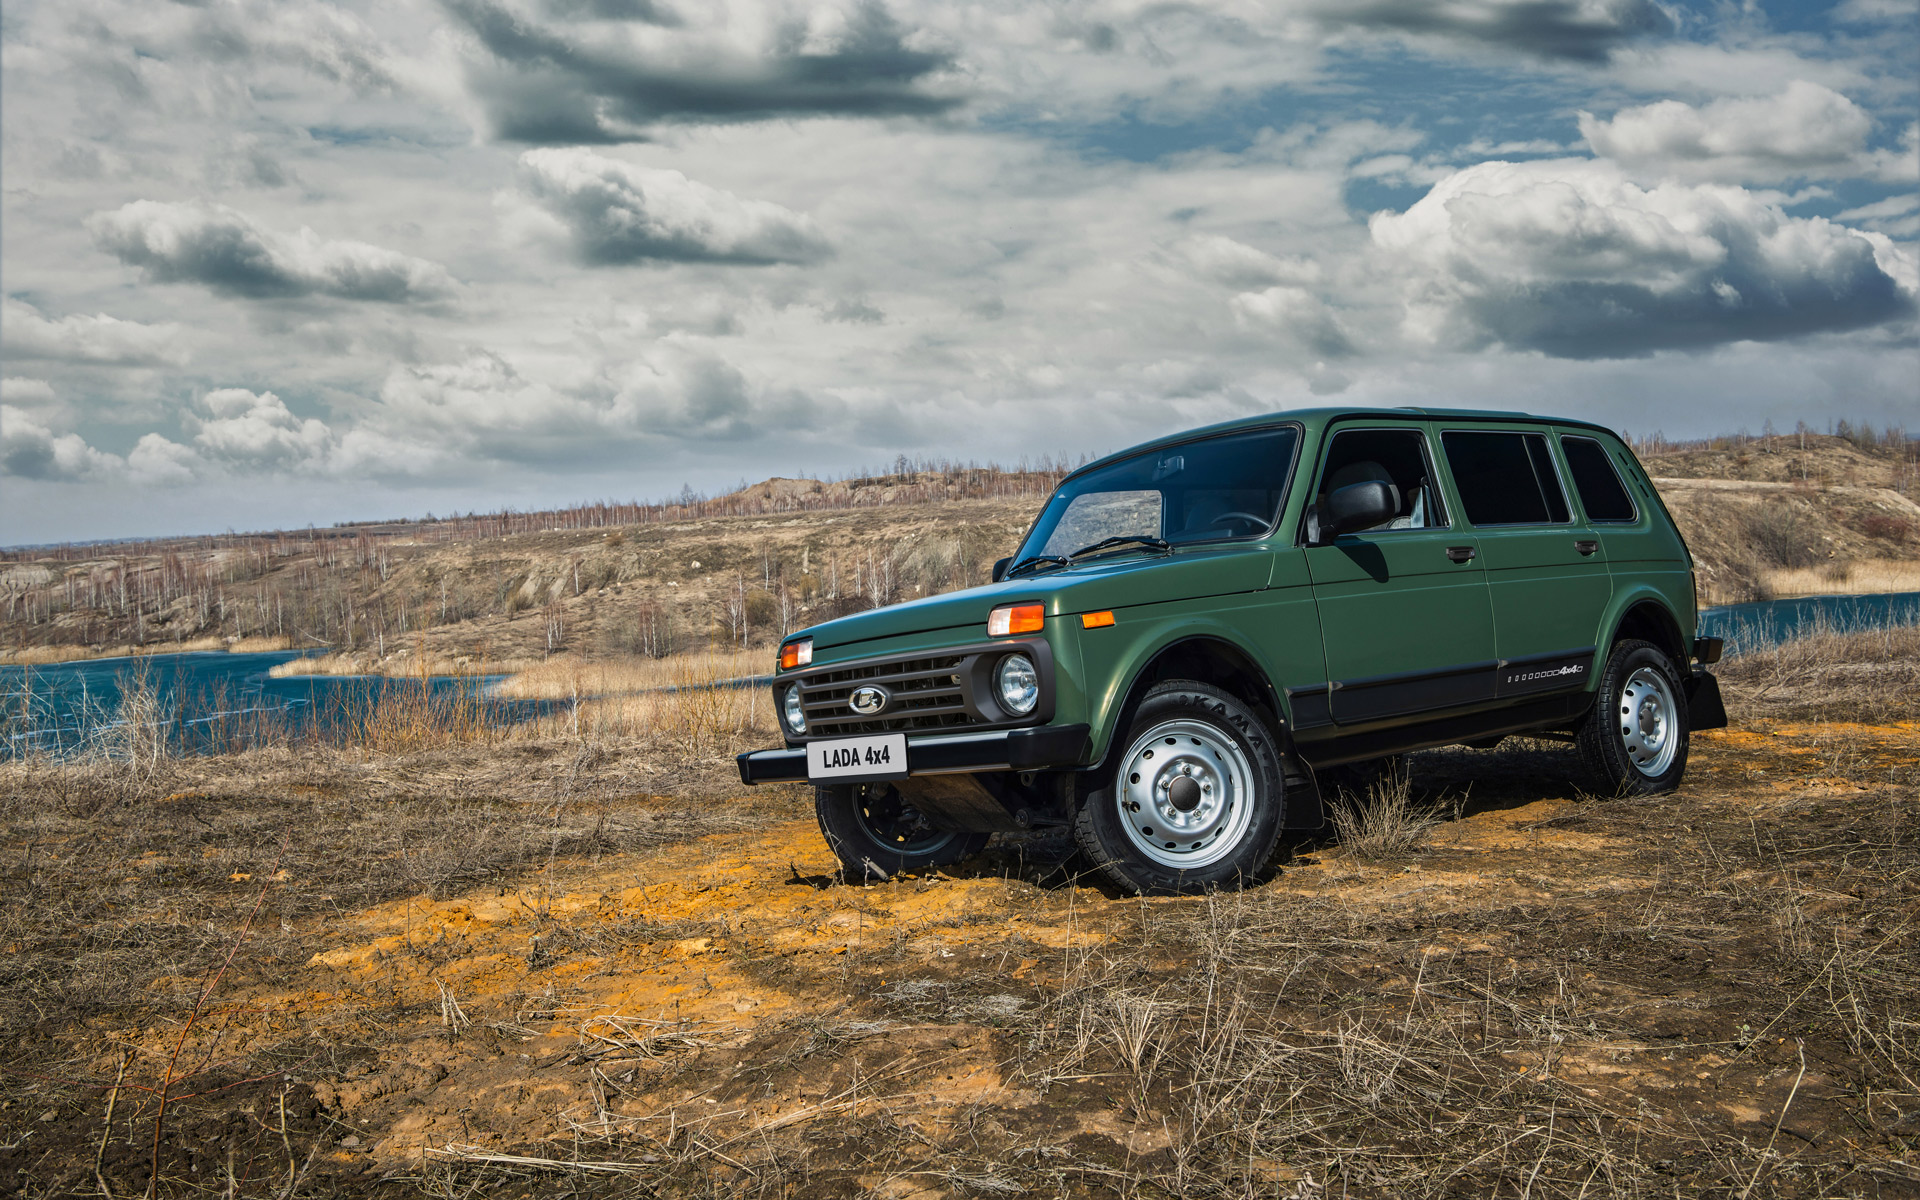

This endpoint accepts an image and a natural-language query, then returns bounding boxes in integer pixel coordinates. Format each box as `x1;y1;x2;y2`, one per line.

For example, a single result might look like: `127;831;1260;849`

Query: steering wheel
1208;511;1269;534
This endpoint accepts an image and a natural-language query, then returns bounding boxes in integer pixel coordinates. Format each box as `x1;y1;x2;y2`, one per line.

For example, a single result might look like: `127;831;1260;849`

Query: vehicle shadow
809;738;1606;896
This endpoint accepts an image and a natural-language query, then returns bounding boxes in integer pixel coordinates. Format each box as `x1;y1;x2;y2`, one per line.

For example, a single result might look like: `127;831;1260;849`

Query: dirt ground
4;714;1919;1198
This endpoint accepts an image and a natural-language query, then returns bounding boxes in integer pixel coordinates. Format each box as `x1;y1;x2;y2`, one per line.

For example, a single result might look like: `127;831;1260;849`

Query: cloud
189;388;334;466
445;0;960;143
514;148;831;264
1580;82;1911;184
1834;0;1919;24
1838;193;1920;238
1;298;191;366
0;406;118;481
127;434;200;486
1174;235;1322;290
88;201;457;302
1305;0;1670;62
1230;286;1355;357
1370;158;1917;358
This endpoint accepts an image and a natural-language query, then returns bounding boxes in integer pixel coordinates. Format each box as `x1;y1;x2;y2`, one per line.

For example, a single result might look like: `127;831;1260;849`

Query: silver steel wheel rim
1114;718;1256;870
1619;666;1679;777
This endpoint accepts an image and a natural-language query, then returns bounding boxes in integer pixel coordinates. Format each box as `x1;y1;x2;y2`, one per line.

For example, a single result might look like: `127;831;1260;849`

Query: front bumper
736;724;1092;786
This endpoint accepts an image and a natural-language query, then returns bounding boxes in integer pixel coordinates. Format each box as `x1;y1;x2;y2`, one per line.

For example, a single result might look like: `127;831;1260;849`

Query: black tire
1072;681;1287;895
815;782;990;882
1575;639;1690;795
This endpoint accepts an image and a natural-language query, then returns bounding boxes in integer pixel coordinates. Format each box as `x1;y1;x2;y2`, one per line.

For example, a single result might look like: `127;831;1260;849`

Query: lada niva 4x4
738;408;1727;895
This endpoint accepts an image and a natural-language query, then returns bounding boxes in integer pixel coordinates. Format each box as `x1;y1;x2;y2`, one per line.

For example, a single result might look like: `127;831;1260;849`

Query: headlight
783;684;807;734
995;653;1039;716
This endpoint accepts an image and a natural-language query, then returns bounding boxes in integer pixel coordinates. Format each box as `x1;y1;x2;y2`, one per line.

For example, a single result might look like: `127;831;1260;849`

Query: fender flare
1083;621;1289;773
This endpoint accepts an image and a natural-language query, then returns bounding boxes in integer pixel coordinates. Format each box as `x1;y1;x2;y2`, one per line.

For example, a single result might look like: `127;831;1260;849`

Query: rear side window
1441;431;1571;526
1559;436;1637;523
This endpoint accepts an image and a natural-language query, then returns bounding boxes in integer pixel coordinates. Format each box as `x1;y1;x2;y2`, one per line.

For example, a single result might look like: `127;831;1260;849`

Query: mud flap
1685;671;1728;731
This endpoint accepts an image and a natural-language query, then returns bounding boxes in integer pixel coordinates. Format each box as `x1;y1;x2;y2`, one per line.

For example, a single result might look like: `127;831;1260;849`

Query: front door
1438;428;1613;699
1302;424;1498;727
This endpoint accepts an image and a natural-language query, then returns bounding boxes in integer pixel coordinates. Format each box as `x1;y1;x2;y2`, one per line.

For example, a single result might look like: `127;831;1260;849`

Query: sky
2;0;1916;544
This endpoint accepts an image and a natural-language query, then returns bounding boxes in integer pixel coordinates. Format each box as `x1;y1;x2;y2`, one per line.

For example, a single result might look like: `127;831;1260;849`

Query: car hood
800;545;1273;653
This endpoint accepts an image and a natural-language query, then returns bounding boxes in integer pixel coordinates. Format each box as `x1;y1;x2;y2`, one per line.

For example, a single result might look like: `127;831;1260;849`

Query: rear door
1302;422;1498;727
1438;427;1611;699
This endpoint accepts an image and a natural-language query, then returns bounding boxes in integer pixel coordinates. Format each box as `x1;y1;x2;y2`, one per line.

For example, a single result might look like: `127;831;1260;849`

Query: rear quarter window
1440;431;1571;526
1559;435;1638;523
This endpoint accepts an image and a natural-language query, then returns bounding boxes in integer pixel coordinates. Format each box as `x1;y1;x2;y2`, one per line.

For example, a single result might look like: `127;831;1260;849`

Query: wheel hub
1115;718;1256;870
1618;666;1679;777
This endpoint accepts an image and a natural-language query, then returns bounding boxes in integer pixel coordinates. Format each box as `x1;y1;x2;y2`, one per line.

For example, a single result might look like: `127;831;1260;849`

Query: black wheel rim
856;785;953;855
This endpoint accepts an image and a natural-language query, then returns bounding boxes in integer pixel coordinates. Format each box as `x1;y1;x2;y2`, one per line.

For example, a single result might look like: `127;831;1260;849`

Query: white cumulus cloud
127;434;200;486
1370;158;1916;357
88;201;457;302
0;405;118;481
1580;82;1911;184
189;388;335;466
514;148;831;266
1;298;191;366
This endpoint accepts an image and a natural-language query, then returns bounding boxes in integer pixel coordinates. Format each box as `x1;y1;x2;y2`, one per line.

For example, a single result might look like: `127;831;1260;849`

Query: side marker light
1081;611;1115;628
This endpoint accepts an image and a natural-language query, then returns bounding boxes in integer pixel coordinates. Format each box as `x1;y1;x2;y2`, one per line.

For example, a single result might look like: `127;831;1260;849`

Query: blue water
0;650;554;759
1698;591;1920;655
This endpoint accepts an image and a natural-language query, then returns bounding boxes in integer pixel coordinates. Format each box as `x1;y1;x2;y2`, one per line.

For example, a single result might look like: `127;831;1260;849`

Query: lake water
1698;591;1920;655
0;650;555;759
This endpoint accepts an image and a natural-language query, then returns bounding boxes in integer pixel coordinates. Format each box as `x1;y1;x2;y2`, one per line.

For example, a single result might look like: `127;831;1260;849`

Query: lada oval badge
848;685;890;715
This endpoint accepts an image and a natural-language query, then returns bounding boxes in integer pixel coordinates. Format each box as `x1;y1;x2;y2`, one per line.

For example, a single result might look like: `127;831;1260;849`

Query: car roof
1061;405;1624;485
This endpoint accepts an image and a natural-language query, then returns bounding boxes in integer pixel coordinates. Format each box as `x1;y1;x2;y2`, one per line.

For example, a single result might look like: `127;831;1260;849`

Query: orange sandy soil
5;722;1919;1198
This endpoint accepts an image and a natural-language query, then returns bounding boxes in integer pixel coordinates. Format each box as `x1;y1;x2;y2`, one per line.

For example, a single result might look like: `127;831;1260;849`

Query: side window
1441;431;1572;526
1559;436;1637;523
1314;429;1447;532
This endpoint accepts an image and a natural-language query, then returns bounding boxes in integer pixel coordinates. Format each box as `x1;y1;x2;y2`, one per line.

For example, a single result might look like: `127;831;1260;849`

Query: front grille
798;654;976;737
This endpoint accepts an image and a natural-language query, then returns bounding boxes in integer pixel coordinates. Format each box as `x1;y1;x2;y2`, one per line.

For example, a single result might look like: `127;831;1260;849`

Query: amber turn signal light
779;638;813;670
988;603;1044;637
1080;611;1115;629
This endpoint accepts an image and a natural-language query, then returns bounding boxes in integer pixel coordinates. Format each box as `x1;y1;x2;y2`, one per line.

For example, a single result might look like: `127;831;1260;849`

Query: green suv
738;408;1726;895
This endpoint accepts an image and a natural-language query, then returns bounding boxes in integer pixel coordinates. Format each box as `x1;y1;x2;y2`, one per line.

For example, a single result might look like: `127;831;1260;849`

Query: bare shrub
1744;503;1821;569
1329;762;1440;858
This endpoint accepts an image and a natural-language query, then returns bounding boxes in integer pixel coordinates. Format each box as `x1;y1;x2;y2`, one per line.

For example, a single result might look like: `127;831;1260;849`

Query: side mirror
1309;479;1399;545
991;556;1013;583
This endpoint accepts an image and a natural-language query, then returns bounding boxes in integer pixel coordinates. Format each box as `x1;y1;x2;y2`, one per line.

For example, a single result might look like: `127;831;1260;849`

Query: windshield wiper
1005;554;1070;578
1067;535;1172;561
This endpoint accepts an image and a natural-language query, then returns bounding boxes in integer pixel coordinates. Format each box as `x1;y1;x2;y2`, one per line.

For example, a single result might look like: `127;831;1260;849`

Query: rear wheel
1073;681;1286;895
1575;639;1690;795
815;782;990;881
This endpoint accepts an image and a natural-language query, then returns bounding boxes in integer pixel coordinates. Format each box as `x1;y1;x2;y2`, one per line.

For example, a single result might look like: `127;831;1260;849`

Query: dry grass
1328;760;1448;858
268;649;540;678
1765;557;1920;598
495;647;768;700
1717;621;1920;722
513;651;776;756
0;635;229;665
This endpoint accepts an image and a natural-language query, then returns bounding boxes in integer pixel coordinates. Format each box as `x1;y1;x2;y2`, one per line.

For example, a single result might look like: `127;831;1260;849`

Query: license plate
806;734;908;781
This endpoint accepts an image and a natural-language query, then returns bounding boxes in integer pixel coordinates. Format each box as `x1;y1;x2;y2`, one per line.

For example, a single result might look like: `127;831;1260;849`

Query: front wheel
1073;681;1287;895
1575;639;1690;795
816;782;989;881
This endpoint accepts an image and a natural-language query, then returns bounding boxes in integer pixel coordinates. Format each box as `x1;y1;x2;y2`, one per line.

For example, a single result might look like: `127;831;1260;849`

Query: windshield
1015;426;1299;564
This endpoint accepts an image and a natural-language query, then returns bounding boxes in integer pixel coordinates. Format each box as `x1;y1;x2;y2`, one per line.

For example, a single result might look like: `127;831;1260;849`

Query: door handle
1575;539;1599;556
1446;546;1476;563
